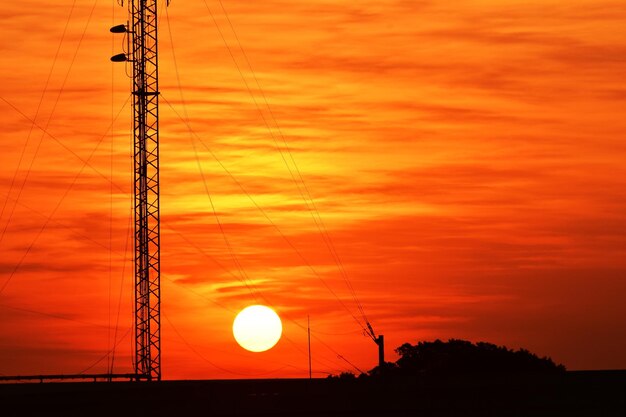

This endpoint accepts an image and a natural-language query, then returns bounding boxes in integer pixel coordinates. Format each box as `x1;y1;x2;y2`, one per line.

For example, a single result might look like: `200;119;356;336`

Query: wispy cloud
0;0;624;378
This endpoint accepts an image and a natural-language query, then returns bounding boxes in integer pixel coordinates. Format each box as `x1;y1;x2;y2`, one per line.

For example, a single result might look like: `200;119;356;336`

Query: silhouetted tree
326;371;357;380
329;339;565;379
387;339;565;376
366;361;398;377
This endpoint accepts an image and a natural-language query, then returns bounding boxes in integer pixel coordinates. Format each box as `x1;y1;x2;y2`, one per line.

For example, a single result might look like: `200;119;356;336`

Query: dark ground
1;370;624;416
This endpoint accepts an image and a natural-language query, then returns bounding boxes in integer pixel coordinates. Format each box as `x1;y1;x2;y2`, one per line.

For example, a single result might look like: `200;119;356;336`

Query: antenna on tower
111;0;169;382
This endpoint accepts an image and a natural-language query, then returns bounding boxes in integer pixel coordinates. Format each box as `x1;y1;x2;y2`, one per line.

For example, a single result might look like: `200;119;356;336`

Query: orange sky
1;0;625;379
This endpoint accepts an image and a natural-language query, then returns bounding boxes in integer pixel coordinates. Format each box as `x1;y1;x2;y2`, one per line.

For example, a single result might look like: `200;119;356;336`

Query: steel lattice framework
130;0;161;381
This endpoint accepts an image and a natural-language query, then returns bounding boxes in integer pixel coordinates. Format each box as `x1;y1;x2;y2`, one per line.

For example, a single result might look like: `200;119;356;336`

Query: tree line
330;339;565;379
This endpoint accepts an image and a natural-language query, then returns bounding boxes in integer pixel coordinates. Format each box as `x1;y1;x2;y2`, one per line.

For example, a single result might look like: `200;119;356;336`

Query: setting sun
232;305;283;353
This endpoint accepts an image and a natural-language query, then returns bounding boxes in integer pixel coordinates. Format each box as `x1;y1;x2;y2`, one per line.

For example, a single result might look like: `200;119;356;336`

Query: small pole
376;335;384;368
308;315;312;379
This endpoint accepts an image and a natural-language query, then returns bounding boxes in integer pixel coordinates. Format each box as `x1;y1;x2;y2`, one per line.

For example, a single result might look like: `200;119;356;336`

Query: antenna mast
112;0;166;381
131;0;161;382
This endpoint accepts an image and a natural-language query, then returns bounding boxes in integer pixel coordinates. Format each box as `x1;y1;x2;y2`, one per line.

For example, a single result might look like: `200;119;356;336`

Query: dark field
1;371;624;416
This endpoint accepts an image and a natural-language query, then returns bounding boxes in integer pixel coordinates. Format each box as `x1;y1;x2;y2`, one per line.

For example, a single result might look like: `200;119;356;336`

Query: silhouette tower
112;0;167;381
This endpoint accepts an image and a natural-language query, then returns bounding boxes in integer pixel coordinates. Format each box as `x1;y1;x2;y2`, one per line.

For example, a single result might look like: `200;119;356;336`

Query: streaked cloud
0;0;625;378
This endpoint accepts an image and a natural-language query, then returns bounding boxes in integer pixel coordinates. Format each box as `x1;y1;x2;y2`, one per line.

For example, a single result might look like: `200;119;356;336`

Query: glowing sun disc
233;305;282;352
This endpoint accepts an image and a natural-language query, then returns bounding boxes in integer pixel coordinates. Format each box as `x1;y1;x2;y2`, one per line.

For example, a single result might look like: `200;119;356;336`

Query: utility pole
376;335;384;368
366;322;384;369
111;0;167;381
